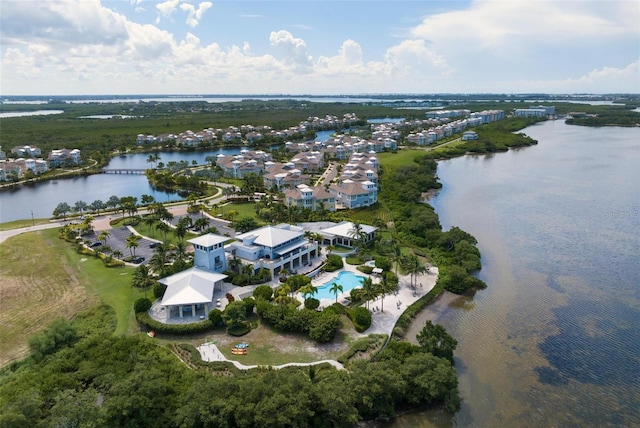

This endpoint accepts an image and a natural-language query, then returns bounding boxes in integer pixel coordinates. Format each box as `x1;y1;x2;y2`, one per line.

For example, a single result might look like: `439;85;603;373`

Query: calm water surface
388;120;640;427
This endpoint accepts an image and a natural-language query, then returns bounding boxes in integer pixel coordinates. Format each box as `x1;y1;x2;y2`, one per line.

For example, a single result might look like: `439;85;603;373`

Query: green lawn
0;218;52;231
41;228;145;335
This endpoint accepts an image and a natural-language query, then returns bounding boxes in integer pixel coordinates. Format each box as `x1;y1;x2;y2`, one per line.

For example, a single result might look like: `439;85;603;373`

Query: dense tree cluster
1;308;460;427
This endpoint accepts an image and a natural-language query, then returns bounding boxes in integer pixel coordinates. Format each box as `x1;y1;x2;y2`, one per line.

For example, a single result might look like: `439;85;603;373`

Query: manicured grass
224;201;260;220
0;218;52;231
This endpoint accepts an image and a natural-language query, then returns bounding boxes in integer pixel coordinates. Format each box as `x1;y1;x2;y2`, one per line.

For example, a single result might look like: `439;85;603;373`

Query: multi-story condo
283;184;336;212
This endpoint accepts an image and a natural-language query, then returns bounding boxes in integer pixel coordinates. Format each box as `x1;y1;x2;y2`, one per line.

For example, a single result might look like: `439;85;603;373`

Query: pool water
315;271;365;300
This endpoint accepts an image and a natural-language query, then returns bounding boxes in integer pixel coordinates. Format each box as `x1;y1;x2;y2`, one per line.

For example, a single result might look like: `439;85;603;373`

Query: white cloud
180;1;213;28
156;0;181;18
269;30;313;72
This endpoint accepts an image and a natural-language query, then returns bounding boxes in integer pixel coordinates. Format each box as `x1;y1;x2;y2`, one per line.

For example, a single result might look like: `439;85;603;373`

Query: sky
1;0;639;96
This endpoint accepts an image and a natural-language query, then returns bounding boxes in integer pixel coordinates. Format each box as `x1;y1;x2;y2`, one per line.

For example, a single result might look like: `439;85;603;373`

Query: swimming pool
315;271;365;300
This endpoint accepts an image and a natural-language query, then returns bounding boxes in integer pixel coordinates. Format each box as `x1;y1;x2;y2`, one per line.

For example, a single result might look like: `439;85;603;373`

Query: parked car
132;257;145;264
149;242;159;248
89;242;102;248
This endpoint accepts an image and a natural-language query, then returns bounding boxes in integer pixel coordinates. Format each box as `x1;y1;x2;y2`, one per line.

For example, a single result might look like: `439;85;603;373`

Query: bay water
389;120;640;427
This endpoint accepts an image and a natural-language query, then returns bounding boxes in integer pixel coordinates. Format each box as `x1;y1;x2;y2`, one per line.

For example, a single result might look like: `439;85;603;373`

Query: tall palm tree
299;283;318;300
274;285;289;306
347;222;367;250
174;222;188;243
193;217;210;232
361;277;376;309
329;282;343;303
112;250;123;260
97;230;110;246
125;234;141;257
155;222;170;243
132;265;156;298
143;215;157;235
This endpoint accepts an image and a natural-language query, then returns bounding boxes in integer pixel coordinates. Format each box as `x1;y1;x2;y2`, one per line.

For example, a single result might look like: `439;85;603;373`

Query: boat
231;348;247;355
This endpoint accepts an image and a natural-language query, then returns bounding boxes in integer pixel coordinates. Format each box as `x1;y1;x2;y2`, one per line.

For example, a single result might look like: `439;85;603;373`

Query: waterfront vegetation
8;99;625;425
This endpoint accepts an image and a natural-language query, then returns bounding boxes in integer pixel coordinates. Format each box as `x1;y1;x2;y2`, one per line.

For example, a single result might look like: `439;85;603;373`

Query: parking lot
96;226;159;265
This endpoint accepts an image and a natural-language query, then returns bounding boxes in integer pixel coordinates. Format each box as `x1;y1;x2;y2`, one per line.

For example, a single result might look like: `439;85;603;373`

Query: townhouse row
0;146;81;181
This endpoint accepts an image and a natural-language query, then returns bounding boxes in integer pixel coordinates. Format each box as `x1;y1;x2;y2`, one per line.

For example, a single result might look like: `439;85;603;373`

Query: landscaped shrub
304;297;320;310
323;302;347;316
134;297;152;314
231;273;250;286
208;308;224;326
337;334;386;364
227;323;251;336
374;257;392;271
242;297;256;316
323;254;343;272
346;256;364;265
253;285;273;301
348;306;372;333
308;312;341;343
356;265;374;274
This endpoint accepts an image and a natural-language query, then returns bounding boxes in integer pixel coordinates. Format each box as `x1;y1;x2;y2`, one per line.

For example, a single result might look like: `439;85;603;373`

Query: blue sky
1;0;638;95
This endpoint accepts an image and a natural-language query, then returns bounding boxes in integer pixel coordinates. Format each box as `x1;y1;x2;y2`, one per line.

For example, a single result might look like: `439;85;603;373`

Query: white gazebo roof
160;267;227;306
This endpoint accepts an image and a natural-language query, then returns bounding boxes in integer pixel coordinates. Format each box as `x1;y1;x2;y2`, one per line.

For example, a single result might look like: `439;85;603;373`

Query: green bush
308;312;341;343
227;323;251;336
356;265;374;274
348;306;372;333
28;318;78;362
134;297;152;313
345;256;364;265
374;257;392;271
208;308;224;326
253;285;273;301
304;297;320;310
242;297;256;316
323;254;344;272
323;302;347;316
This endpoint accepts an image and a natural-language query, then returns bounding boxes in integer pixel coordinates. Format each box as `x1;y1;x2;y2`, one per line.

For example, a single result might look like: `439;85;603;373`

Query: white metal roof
188;233;228;247
160;267;227;306
320;221;377;239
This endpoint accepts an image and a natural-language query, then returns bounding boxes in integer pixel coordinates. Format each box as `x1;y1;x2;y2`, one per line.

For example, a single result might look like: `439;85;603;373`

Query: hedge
136;312;214;335
337;334;387;364
391;283;444;340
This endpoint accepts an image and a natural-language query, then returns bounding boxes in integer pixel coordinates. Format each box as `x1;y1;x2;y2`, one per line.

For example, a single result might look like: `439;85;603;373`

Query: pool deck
307;260;439;336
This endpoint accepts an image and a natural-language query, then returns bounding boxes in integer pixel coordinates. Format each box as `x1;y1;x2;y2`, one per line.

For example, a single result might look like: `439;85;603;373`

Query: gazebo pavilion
159;267;227;319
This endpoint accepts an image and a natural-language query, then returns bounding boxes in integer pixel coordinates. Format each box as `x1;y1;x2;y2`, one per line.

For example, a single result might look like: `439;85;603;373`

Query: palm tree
155;222;170;243
174;222;188;243
143;215;156;235
299;283;318;300
112;250;123;260
228;256;242;274
125;234;141;257
132;265;156;298
329;282;343;303
193;217;210;232
347;222;367;251
97;230;110;246
376;274;395;313
361;277;377;309
274;286;290;306
391;243;403;277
